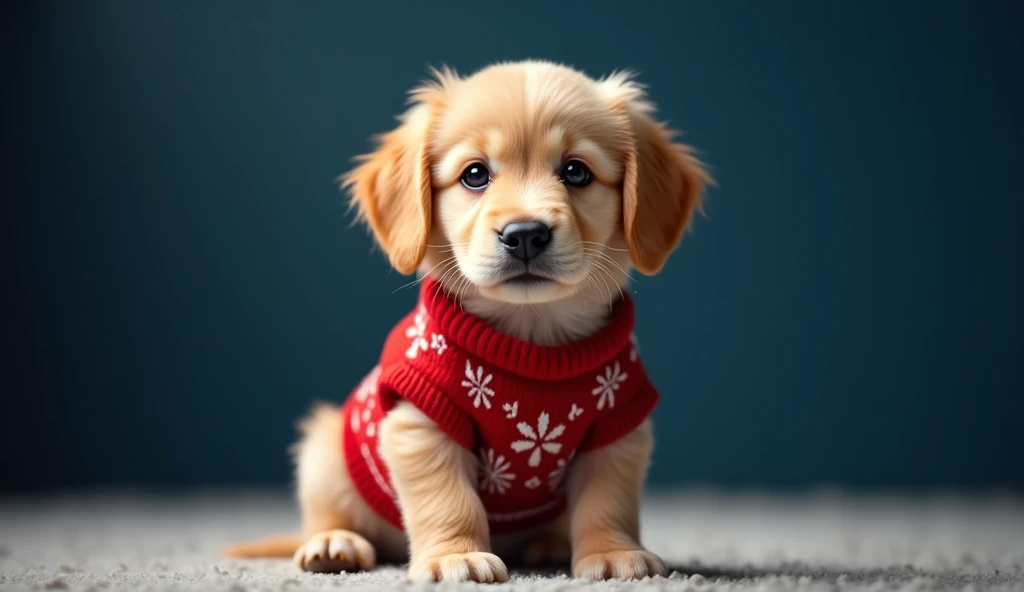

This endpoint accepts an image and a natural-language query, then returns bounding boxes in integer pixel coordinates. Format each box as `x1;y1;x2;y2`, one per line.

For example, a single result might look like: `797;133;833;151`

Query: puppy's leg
290;404;398;573
568;419;667;580
379;402;509;583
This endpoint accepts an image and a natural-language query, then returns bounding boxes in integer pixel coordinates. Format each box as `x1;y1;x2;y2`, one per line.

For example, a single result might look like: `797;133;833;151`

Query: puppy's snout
498;221;551;262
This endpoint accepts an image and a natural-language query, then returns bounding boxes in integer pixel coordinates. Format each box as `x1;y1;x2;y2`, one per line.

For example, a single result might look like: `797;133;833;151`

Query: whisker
446;275;462;305
581;240;629;253
584;251;626;279
589;259;625;311
585;265;612;308
435;259;462;285
433;263;462;300
590;257;625;291
435;265;463;298
426;245;466;256
456;275;474;313
584;273;603;306
390;256;456;294
451;274;466;306
582;248;637;283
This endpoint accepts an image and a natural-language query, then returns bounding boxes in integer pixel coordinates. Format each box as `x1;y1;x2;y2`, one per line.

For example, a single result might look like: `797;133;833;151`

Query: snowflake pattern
360;397;377;436
524;477;541;489
568;403;583;421
430;333;447;355
479;448;516;495
548;451;576;491
355;366;382;403
461;361;496;409
511;412;566;467
503;401;519;419
629;333;639;362
592;361;628;410
405;307;429;359
350;373;380;436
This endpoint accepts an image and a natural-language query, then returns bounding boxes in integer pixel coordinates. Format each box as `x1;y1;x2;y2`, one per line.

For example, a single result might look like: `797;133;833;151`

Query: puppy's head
344;61;709;305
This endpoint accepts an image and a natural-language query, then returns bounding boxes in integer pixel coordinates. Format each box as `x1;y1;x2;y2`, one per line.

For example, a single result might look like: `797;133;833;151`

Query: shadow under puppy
224;60;709;583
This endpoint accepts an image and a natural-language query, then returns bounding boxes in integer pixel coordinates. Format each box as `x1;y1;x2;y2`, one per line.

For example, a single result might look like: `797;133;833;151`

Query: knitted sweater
341;278;658;534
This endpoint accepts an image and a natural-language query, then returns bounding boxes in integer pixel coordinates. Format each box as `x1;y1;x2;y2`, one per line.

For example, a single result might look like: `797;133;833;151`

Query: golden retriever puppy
224;60;709;583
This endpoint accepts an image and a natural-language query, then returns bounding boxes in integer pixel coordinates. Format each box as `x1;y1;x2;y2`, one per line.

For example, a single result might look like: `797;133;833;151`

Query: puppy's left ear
342;100;436;275
606;75;712;275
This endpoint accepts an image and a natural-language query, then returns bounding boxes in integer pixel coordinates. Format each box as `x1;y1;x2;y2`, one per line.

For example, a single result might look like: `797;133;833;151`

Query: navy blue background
6;1;1022;492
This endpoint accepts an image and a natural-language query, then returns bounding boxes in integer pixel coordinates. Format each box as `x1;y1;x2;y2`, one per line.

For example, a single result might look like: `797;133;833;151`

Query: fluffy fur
223;60;709;582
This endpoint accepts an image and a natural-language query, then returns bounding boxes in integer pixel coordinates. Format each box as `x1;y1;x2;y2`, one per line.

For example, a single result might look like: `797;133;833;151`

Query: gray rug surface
1;489;1022;591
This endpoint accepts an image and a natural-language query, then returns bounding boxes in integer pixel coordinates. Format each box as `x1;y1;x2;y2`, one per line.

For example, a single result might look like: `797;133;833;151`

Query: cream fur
569;419;667;579
222;60;708;583
379;403;508;582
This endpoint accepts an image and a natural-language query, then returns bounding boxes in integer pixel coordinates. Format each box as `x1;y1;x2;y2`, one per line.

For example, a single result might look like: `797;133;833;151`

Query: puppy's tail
221;534;305;558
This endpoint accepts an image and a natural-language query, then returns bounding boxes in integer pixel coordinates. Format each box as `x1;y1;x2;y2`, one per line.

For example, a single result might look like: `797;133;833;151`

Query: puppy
224;60;709;583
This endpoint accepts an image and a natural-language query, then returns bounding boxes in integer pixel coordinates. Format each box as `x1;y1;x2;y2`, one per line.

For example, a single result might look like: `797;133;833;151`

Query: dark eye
461;163;490;190
560;160;593;188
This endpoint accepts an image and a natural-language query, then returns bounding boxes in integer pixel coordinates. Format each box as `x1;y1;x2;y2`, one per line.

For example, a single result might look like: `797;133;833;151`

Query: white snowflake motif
353;397;377;436
568;403;583;421
362;396;376;418
430;333;447;355
461;361;496;409
350;370;381;435
502;401;518;419
592;361;628;410
355;366;382;403
629;333;639;362
548;451;576;492
511;412;566;468
524;477;541;489
404;307;429;359
478;448;515;495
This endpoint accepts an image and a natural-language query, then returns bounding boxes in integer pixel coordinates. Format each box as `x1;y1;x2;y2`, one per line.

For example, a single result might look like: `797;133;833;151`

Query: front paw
573;550;667;580
409;552;509;583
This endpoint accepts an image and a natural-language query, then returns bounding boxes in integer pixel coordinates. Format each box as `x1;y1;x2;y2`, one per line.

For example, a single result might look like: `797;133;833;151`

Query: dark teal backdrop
6;1;1022;492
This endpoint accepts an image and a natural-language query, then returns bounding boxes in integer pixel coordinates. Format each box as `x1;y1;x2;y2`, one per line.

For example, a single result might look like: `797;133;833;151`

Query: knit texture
342;278;659;534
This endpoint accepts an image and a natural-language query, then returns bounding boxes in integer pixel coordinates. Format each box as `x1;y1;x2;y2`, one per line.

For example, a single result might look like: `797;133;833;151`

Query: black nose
498;221;551;262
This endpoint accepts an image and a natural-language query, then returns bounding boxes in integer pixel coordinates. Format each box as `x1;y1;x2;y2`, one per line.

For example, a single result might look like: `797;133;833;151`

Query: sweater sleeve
377;362;476;450
579;382;659;452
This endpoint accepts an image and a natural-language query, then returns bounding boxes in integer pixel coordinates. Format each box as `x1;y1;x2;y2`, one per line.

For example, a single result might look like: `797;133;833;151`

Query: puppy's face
345;62;708;306
430;65;636;304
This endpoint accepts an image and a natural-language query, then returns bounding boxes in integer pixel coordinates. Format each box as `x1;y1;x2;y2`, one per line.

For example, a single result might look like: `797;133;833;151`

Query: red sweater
342;278;658;534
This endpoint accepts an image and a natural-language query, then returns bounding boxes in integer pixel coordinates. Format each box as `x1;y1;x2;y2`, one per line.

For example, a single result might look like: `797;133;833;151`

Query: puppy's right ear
342;73;452;275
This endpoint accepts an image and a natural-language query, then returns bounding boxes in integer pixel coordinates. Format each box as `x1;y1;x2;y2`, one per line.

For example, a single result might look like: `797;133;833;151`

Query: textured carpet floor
1;489;1021;591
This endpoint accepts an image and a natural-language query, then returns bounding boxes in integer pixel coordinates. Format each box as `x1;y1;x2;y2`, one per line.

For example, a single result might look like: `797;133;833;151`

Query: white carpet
1;489;1022;591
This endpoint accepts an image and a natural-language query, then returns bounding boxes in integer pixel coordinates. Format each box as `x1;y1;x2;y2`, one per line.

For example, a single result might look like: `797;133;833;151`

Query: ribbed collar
419;278;635;381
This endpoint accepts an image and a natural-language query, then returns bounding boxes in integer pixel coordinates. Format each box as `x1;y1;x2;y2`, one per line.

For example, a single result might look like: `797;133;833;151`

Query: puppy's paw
521;532;571;566
293;530;376;573
573;549;667;580
409;552;509;583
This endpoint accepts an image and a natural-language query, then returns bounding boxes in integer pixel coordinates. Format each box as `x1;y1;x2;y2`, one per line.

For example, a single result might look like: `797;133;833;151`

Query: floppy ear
341;101;435;275
609;77;711;275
